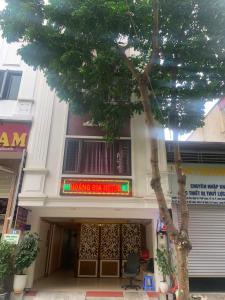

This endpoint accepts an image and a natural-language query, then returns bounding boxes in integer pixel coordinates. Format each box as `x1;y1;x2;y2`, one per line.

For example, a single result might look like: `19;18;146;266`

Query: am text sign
0;122;30;151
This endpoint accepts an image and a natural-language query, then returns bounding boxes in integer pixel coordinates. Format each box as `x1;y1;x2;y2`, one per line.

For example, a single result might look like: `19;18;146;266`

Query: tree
1;1;225;299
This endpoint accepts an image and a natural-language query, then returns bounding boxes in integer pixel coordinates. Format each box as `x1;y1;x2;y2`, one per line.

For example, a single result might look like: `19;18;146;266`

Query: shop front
169;162;225;291
24;203;159;290
18;109;167;290
0;121;30;235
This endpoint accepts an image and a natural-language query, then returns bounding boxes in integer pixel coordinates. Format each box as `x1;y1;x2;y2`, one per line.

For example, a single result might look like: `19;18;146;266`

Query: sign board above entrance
169;164;225;205
61;178;132;196
0;122;30;152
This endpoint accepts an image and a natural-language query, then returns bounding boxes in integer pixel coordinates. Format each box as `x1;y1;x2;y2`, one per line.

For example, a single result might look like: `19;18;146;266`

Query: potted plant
13;232;39;294
0;240;14;300
155;247;175;293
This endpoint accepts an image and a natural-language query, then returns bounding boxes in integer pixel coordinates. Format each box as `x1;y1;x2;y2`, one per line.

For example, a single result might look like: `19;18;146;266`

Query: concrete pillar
20;71;55;200
26;211;41;288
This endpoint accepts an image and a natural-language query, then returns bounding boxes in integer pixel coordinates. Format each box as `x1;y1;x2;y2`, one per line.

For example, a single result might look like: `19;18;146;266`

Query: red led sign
61;178;132;196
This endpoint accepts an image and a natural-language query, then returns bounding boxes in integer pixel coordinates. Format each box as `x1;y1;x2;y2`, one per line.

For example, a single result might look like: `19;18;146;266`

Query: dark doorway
190;278;225;292
61;229;78;271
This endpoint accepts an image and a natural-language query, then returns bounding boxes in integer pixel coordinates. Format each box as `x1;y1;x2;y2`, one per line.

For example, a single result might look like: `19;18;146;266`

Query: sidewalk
11;290;161;300
10;291;225;300
11;291;225;300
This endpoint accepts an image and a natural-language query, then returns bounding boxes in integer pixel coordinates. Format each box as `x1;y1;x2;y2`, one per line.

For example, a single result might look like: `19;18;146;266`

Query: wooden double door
77;223;142;278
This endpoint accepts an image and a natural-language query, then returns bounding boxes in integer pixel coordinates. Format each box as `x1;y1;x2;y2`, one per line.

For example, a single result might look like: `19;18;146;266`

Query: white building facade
0;37;171;289
0;37;36;234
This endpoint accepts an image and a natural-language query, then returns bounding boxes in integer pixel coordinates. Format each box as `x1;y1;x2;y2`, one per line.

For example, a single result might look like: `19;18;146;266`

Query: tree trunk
175;245;190;300
138;76;177;236
174;131;191;300
118;1;191;297
138;77;191;299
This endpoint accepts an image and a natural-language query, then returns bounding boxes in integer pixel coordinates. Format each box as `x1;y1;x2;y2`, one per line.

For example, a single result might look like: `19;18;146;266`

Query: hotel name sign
61;178;132;197
0;122;30;152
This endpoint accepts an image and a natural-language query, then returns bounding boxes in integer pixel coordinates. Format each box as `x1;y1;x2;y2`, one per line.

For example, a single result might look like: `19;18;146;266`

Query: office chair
122;252;141;290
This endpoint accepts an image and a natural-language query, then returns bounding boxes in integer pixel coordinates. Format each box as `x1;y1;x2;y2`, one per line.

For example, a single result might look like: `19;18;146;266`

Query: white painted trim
17;98;34;103
57;104;69;196
18;196;159;210
61;174;132;179
130;117;136;195
18;198;46;207
0;115;32;122
65;135;131;140
23;168;49;174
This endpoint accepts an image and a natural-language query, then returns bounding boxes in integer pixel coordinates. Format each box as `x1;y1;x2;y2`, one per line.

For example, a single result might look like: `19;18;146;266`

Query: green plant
0;241;14;292
155;247;175;282
14;232;39;275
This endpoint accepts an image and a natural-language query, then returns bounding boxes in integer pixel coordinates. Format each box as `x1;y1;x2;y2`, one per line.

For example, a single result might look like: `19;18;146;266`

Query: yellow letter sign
0;132;10;147
11;132;27;147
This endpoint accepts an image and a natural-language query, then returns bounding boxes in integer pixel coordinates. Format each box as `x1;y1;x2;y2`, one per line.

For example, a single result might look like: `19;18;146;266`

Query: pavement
191;295;225;300
9;290;225;300
10;290;161;300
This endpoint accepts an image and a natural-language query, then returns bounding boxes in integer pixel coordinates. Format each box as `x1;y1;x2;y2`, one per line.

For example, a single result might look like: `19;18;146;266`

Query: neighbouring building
166;139;225;292
180;98;225;291
0;36;171;289
0;37;35;235
187;98;225;142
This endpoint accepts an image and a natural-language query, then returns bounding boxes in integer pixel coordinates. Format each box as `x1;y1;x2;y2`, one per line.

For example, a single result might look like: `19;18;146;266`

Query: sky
0;1;5;11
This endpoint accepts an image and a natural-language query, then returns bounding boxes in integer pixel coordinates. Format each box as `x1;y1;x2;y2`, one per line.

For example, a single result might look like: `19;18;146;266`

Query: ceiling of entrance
42;217;151;229
0;159;20;173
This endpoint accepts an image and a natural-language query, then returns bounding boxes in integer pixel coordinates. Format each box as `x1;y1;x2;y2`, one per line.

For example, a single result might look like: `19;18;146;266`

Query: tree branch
173;130;190;234
139;76;178;237
144;0;159;76
115;43;140;80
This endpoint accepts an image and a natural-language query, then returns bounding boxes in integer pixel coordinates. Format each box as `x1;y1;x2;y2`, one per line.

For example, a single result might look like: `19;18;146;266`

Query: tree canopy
1;0;225;138
2;3;224;298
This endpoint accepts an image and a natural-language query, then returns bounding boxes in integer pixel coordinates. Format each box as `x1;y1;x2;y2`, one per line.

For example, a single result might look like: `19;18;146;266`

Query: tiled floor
33;271;128;291
11;271;225;300
8;270;160;299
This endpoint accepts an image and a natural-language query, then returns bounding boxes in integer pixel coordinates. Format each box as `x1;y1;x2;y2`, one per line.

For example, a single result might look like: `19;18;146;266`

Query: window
63;138;131;176
0;70;22;100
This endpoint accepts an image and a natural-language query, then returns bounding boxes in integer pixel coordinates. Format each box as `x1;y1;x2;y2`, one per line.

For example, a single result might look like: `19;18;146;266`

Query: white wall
20;71;62;201
20;107;170;208
0;35;170;209
48;224;64;275
188;104;225;142
130;114;169;200
34;220;51;281
0;37;36;121
146;222;153;256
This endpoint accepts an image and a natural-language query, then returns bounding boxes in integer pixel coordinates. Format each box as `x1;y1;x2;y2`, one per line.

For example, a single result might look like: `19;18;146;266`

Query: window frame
62;138;132;176
0;70;22;100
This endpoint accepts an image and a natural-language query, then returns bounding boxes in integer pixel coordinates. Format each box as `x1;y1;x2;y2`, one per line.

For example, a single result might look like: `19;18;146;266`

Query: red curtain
83;141;114;174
